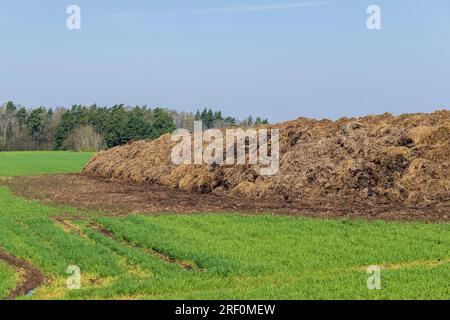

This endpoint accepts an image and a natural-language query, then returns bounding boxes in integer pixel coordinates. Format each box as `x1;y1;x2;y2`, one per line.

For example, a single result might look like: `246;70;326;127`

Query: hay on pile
83;111;450;207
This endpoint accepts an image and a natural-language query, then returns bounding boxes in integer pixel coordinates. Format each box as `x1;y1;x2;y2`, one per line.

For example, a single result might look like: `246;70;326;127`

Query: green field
0;152;448;300
0;151;94;177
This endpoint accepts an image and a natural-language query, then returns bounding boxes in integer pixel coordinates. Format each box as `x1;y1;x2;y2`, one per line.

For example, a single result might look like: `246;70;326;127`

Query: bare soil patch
0;248;46;300
7;174;450;222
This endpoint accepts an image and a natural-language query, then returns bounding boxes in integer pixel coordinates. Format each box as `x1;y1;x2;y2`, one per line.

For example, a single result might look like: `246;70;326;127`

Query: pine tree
125;107;152;142
26;107;46;147
150;108;176;139
195;110;201;120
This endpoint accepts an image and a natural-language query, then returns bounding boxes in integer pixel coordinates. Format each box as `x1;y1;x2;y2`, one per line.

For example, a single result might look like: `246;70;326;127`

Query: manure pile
83;111;450;208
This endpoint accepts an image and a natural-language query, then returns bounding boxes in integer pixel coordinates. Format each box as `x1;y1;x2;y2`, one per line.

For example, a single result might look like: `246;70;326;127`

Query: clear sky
0;0;449;122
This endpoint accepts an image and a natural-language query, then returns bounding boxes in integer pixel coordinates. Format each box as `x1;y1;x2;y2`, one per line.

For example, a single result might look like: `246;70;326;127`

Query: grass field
0;151;94;177
0;152;448;300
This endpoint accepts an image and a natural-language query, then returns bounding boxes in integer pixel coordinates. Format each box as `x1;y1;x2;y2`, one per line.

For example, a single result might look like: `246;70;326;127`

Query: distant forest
0;101;269;152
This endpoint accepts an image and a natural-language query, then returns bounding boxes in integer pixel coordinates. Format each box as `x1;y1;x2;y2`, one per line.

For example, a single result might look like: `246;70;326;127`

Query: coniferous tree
150;108;176;139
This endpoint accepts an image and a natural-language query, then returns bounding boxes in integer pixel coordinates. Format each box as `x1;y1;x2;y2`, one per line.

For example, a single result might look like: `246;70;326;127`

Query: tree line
193;108;268;129
0;102;269;152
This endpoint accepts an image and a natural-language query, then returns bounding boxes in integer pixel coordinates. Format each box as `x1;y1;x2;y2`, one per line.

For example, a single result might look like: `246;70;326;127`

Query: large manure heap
83;111;450;208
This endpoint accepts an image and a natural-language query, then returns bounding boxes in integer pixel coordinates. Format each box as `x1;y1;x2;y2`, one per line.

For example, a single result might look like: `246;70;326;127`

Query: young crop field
0;152;94;177
0;152;448;300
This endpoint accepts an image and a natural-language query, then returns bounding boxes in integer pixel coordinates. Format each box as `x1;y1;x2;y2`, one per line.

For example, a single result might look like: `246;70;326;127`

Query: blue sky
0;0;449;122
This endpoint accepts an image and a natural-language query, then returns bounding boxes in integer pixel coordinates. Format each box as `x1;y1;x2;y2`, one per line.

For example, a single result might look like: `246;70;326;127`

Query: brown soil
0;248;46;300
83;111;450;209
8;174;450;222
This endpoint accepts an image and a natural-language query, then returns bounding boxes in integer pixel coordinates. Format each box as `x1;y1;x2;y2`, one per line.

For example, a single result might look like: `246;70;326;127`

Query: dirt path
0;249;45;300
7;174;450;223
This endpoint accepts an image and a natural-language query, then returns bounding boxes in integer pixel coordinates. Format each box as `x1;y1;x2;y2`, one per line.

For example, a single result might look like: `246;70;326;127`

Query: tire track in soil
52;215;202;272
85;221;202;272
355;257;450;272
0;248;46;300
52;216;85;236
